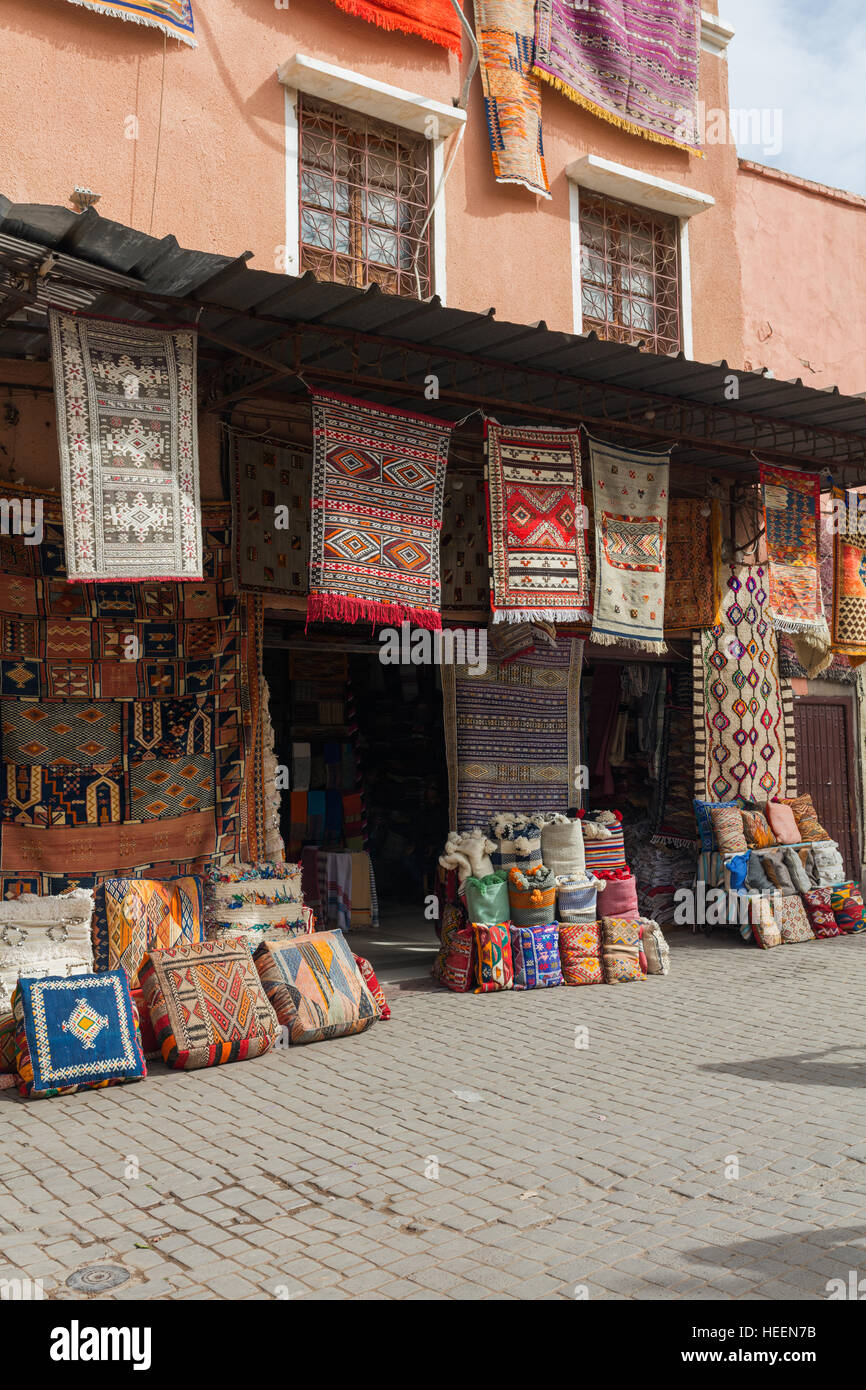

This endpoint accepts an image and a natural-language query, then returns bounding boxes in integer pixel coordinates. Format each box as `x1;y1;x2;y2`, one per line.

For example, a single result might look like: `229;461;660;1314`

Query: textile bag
0;890;94;1014
488;814;544;872
463;871;510;924
556;877;601;925
540;816;585;879
507;866;556;926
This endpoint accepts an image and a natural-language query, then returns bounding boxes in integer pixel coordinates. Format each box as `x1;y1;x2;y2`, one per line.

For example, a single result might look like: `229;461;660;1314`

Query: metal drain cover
66;1265;130;1293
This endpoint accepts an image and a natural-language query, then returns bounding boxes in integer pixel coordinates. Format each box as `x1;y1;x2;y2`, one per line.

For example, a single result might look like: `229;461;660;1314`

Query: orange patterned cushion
741;809;777;849
709;805;747;855
779;794;831;842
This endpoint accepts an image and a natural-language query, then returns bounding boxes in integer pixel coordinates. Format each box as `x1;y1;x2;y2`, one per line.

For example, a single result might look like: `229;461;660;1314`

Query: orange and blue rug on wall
60;0;196;46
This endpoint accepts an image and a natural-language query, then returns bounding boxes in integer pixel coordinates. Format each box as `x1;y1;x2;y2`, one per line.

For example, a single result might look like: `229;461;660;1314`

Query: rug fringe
492;173;552;199
307;592;442;630
590;632;668;654
531;66;702;156
331;0;462;56
63;0;197;45
493;608;587;623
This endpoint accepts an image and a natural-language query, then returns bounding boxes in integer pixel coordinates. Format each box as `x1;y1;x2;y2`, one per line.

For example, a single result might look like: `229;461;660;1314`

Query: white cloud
722;0;866;194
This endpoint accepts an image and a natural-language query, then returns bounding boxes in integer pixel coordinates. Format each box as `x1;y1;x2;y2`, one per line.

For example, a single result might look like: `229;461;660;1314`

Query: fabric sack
463;870;510;924
507;865;557;926
540;817;586;878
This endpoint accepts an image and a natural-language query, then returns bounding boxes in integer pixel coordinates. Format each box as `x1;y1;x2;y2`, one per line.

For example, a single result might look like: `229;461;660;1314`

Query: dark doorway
793;697;860;878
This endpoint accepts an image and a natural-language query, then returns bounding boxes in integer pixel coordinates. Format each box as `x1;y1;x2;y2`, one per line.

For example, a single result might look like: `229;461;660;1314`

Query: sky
722;0;866;196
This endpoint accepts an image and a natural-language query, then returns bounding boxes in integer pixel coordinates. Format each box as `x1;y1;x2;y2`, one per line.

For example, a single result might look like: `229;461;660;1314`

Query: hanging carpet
831;486;866;661
60;0;196;45
760;462;831;675
50;309;202;583
664;498;721;634
531;0;702;153
308;391;452;629
693;563;797;803
474;0;550;198
329;0;462;56
442;637;583;831
486;420;590;623
229;432;310;597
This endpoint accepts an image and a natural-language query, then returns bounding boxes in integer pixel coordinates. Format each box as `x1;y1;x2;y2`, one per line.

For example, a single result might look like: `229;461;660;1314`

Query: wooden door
793;698;859;877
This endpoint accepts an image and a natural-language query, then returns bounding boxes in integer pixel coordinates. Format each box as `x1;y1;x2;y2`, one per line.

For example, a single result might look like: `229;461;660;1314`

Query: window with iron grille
578;191;681;354
298;94;432;298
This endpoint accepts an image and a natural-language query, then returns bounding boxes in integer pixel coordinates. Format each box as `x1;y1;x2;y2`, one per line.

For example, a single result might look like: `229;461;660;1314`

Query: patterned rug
760;463;830;673
50;310;202;583
664;498;720;634
229;431;310;597
308;391;452;629
831;487;866;660
693;564;797;803
442;638;583;830
486;421;590;623
0;500;266;894
475;0;550;199
780;492;853;681
588;434;671;653
532;0;702;153
61;0;196;45
329;0;462;55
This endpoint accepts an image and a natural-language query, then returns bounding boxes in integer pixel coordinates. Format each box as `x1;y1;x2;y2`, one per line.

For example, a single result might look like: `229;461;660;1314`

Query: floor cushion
750;896;782;949
12;970;146;1100
130;987;161;1060
694;799;740;852
0;889;95;1015
710;806;748;855
509;923;563;989
779;793;831;842
93;877;203;989
801;888;844;938
773;896;815;944
507;866;557;927
641;919;671;975
0;1011;16;1072
432;903;466;983
354;954;391;1019
558;923;603;985
601;918;646;983
830;882;865;933
745;853;774;893
741;809;777;849
463;871;510;924
782;848;812;894
808;841;846;888
207;862;305;936
761;851;798;897
441;926;475;992
765;802;800;845
141;938;279;1067
253;931;375;1045
471;922;513;993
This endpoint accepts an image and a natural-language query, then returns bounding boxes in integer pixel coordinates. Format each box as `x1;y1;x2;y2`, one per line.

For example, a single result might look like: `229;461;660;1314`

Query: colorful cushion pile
601;918;646;984
472;922;513;993
254;930;376;1045
509;923;562;989
778;793;831;842
141;938;280;1068
12;970;146;1101
558;922;604;986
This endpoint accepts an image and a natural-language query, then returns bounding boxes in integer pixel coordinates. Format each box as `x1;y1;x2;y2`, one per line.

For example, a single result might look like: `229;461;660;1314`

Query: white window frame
277;55;466;303
566;155;716;359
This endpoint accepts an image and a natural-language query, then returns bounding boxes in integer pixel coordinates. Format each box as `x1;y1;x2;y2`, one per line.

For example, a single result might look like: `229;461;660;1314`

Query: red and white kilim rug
308;392;452;629
485;421;590;622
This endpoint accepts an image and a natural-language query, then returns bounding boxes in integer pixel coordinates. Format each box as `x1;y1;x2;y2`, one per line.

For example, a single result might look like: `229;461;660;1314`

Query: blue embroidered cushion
12;970;146;1100
508;923;563;990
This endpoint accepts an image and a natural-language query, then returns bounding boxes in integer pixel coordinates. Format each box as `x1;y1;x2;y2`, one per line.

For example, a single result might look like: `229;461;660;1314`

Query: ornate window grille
579;191;681;354
298;95;432;298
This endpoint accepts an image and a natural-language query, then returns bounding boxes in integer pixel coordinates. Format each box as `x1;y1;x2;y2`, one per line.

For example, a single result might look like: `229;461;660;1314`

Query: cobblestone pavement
2;932;865;1301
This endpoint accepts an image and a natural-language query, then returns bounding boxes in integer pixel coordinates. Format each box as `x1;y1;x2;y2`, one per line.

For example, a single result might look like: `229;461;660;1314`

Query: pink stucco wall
735;161;866;396
0;0;742;364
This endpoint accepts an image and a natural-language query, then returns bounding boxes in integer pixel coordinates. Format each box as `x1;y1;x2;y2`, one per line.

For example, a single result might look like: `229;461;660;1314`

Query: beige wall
735;162;866;396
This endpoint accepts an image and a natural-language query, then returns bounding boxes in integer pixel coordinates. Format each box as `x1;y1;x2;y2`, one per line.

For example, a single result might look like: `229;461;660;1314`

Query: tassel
307;592;441;630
